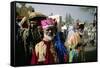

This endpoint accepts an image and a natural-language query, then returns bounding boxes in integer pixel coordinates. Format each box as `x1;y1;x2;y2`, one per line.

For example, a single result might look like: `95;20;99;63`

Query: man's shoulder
36;41;44;46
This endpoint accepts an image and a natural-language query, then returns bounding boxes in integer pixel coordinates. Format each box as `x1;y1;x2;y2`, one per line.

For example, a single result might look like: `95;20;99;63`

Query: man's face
43;26;56;41
30;21;37;29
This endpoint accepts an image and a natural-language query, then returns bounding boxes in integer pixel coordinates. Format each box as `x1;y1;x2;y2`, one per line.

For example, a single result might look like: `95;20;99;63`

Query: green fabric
69;49;78;62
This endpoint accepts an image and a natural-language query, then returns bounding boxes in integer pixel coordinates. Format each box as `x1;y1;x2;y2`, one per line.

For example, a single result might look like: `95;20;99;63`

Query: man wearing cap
31;18;57;64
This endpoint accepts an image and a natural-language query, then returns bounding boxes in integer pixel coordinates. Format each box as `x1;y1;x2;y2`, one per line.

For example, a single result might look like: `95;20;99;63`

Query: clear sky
16;3;96;23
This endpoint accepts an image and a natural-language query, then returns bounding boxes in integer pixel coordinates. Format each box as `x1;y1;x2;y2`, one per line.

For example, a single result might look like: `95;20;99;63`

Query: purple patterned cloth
41;18;56;29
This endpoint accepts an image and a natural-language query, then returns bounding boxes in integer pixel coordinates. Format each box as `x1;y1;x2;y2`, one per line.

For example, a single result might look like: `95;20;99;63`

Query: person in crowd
31;18;57;64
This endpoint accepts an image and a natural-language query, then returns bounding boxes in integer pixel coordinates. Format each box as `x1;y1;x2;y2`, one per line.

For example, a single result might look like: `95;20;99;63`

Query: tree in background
65;13;74;25
16;3;35;17
80;7;97;23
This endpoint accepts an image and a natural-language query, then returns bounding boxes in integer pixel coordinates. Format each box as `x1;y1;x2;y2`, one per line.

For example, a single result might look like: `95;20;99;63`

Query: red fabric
43;41;54;64
31;50;38;64
64;54;68;62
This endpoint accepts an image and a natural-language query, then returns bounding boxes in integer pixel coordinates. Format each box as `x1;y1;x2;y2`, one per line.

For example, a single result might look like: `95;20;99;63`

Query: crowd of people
15;11;96;66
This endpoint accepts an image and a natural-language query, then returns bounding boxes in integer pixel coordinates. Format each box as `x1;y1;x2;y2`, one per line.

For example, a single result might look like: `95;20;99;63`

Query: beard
44;33;54;41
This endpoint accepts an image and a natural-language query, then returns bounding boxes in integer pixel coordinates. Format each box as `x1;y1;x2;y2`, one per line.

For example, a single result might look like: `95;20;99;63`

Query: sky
16;3;96;23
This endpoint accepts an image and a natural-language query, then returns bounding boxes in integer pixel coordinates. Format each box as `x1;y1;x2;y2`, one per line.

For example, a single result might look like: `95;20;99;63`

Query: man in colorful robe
31;18;57;64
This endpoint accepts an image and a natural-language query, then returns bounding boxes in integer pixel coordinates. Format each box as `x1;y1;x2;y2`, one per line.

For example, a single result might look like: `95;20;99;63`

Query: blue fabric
54;32;68;63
